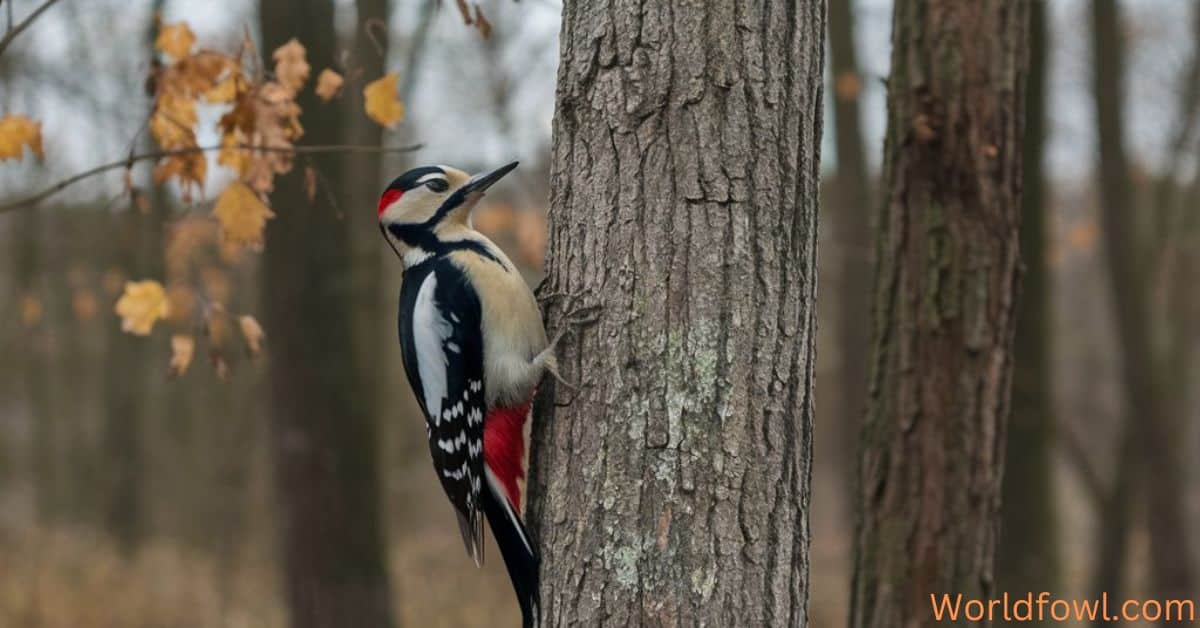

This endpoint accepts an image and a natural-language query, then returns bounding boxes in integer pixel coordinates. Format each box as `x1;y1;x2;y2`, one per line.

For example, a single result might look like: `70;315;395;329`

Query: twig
0;0;61;58
0;142;423;213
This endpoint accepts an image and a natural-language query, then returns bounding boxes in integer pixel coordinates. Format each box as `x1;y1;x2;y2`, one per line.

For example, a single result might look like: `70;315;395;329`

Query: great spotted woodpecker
379;162;549;627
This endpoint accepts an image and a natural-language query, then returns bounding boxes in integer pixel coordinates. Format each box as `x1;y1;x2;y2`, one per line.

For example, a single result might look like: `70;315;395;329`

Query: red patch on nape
483;397;534;513
377;188;403;217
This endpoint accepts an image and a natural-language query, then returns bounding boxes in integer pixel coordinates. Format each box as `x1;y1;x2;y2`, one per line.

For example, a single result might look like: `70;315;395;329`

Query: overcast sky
1;0;1195;206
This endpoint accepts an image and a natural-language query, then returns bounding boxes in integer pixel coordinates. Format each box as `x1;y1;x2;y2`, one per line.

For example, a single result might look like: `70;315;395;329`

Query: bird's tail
483;476;541;628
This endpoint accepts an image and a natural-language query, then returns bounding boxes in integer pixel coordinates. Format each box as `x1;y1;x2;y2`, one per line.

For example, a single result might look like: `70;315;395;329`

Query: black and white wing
398;259;487;564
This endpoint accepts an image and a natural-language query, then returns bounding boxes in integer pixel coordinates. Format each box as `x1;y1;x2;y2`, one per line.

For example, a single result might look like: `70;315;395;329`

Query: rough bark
998;0;1057;611
827;0;873;483
529;1;824;626
849;2;1028;627
1089;0;1196;609
260;2;395;627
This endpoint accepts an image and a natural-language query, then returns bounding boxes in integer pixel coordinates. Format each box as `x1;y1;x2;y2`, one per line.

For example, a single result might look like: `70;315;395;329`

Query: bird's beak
462;161;519;196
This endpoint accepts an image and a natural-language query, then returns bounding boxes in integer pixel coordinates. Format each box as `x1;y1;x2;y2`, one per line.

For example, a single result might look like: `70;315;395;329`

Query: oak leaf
168;334;196;377
115;280;171;336
315;69;344;102
364;73;404;128
273;39;311;94
156;22;196;60
0;115;44;162
212;182;275;250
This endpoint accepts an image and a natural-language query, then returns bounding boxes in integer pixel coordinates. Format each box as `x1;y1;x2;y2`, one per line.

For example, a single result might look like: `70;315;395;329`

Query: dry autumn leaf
474;5;492;39
73;289;100;322
156;22;196;60
169;334;196;377
455;0;473;24
212;182;276;250
315;69;344;102
273;39;311;94
0;115;45;162
115;280;171;336
364;73;404;128
238;315;266;356
19;294;43;328
304;166;318;202
835;71;862;101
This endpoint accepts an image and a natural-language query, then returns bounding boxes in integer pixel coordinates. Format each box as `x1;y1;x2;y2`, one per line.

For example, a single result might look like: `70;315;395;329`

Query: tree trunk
343;0;388;404
102;204;160;552
849;2;1028;627
1090;0;1196;609
998;0;1057;612
14;210;59;523
260;2;395;627
530;1;824;625
827;0;874;485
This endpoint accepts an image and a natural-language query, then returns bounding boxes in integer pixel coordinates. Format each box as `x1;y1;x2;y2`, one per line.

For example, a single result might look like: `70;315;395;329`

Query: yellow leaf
212;182;275;250
114;280;170;336
273;38;311;94
166;284;198;325
204;75;239;103
73;289;99;322
835;71;862;102
315;69;344;102
238;315;266;356
19;294;43;328
156;22;196;60
153;152;207;198
150;91;198;149
0;115;44;162
168;334;196;378
363;73;404;129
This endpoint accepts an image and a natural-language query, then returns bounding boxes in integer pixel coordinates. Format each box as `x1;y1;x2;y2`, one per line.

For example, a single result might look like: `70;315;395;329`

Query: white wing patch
412;272;452;425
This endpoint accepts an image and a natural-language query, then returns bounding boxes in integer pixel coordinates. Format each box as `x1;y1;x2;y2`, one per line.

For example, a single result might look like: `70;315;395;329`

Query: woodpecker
379;162;549;628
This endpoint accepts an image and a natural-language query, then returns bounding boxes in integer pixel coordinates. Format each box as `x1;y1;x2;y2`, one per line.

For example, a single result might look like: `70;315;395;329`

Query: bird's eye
426;179;449;193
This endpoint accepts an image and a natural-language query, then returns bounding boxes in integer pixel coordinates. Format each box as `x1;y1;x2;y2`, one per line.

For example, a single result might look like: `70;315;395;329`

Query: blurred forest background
0;0;1197;627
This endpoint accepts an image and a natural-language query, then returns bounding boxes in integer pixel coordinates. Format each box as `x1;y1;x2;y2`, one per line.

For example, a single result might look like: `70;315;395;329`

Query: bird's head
377;162;518;248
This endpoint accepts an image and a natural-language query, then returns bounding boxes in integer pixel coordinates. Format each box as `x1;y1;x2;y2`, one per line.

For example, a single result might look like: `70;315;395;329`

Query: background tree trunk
529;1;825;625
260;2;395;627
1089;0;1196;608
998;0;1058;612
343;0;389;411
827;0;873;487
849;1;1028;626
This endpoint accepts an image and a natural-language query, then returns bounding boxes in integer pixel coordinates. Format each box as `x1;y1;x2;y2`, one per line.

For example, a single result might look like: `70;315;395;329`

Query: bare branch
0;0;61;58
0;142;423;213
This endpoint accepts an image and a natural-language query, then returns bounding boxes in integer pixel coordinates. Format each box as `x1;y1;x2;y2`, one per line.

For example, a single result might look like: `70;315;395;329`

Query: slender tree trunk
849;2;1028;627
827;0;873;485
1090;0;1196;609
14;210;59;523
260;2;395;627
343;0;388;401
102;204;160;552
100;4;168;552
998;0;1057;612
530;1;824;625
